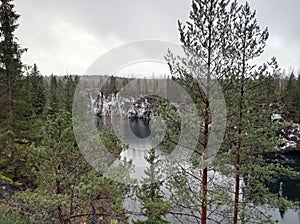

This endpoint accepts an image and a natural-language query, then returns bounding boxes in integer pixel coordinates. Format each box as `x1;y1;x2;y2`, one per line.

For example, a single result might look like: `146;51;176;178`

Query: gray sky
14;0;300;76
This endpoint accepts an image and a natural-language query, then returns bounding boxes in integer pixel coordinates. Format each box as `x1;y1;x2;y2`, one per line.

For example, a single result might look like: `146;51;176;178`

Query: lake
102;117;300;223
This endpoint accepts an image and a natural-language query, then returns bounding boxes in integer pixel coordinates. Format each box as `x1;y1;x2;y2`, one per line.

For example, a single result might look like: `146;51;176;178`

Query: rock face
277;123;300;153
269;113;300;153
271;115;300;173
89;91;153;120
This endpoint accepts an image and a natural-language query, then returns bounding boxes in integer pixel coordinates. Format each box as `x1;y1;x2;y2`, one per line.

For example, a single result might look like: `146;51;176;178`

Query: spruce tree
27;64;46;116
63;75;79;113
0;0;26;125
282;72;299;121
48;74;60;114
0;0;27;180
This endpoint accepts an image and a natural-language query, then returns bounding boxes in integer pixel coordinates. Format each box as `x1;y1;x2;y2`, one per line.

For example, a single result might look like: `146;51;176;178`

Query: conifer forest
0;0;300;223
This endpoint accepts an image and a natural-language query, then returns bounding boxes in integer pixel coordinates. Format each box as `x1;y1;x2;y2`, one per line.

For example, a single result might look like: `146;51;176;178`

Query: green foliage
282;72;300;122
11;111;128;224
0;1;130;224
0;0;26;124
164;0;242;222
46;74;78;114
0;0;40;183
154;101;180;154
163;0;299;223
134;148;170;224
110;220;119;224
0;210;37;224
100;127;128;158
0;1;299;224
219;2;298;223
26;64;46;115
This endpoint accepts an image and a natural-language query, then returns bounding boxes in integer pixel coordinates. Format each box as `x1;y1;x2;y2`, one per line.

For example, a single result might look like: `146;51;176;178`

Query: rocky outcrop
269;113;300;153
277;123;300;153
89;91;153;120
269;113;300;172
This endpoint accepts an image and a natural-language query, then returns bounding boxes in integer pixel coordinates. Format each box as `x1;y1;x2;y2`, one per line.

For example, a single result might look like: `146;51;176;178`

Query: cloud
243;0;300;72
14;0;300;75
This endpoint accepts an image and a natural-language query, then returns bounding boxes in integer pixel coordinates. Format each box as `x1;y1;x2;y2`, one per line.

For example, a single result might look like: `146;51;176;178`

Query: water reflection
97;116;300;223
265;177;300;223
119;117;161;180
128;118;151;139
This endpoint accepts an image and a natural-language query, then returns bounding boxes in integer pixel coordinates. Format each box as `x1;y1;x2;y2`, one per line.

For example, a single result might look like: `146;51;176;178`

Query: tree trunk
56;164;65;224
233;26;247;223
201;5;212;222
201;167;208;224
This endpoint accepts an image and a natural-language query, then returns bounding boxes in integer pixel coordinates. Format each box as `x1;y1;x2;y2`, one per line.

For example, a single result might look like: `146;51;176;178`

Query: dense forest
0;0;300;223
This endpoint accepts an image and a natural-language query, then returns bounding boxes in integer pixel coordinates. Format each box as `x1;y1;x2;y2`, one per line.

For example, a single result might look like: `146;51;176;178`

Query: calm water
106;117;300;223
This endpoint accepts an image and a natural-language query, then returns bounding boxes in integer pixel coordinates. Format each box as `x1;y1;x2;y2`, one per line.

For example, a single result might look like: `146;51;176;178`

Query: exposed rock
277;123;300;153
89;91;153;120
271;113;283;122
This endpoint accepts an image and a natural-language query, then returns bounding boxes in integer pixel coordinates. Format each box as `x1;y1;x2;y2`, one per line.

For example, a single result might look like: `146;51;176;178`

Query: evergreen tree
282;72;299;122
0;0;27;180
222;3;297;223
134;148;170;224
0;0;25;124
227;3;269;223
164;0;239;223
14;111;128;224
63;75;79;113
163;0;297;223
48;74;60;114
27;64;46;116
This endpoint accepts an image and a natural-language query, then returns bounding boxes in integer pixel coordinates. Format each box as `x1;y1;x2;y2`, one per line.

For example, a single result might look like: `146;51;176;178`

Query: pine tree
223;3;297;223
134;148;170;224
14;111;128;223
164;0;239;223
163;0;296;223
228;3;269;222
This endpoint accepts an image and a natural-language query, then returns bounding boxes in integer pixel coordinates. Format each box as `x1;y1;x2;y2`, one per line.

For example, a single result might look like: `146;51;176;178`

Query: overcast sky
14;0;300;76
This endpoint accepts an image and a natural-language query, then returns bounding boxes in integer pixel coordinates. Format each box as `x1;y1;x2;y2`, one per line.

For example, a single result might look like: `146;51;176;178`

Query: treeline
81;75;168;97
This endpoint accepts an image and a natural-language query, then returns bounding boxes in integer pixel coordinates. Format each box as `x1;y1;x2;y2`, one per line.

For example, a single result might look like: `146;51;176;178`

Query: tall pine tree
164;0;239;223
